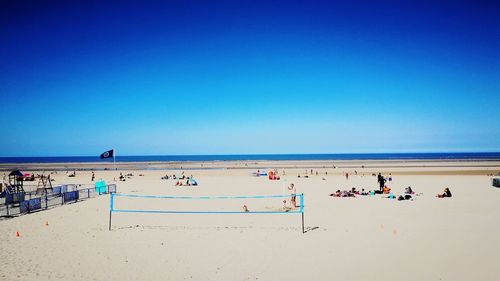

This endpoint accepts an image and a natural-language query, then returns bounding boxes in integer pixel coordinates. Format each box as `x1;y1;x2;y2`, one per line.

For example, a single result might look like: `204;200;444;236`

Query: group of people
118;172;134;181
331;172;453;200
241;183;298;213
175;177;198;186
330;187;369;197
283;183;298;210
377;173;394;191
159;172;198;186
329;186;412;200
161;172;192;180
298;169;328;178
161;174;181;180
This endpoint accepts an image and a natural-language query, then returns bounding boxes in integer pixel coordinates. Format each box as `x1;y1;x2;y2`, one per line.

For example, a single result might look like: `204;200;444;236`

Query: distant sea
1;153;499;164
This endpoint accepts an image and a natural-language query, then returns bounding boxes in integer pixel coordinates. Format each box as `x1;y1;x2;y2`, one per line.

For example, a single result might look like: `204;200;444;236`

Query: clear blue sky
1;0;499;156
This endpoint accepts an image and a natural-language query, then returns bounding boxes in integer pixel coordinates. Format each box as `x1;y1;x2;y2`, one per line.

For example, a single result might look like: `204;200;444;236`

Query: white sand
1;161;500;281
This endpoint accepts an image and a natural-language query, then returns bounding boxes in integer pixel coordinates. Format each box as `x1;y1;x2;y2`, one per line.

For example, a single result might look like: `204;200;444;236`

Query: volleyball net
108;193;305;233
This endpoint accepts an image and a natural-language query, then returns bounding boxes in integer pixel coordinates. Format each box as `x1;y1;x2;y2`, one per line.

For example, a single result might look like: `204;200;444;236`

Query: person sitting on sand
383;186;391;194
283;200;292;211
398;194;412;200
330;190;356;197
243;205;249;212
384;193;396;199
330;190;342;197
343;190;355;197
437;187;452;198
405;186;414;194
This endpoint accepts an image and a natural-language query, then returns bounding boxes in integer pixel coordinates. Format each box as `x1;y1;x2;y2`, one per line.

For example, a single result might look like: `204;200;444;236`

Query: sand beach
1;160;500;281
2;0;499;280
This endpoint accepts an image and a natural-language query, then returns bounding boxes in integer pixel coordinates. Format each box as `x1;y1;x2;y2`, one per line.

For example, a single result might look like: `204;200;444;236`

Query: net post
108;192;114;231
300;193;305;234
302;212;305;234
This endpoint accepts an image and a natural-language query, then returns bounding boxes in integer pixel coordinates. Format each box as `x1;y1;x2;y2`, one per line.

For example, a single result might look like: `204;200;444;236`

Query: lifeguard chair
6;170;26;204
8;170;25;193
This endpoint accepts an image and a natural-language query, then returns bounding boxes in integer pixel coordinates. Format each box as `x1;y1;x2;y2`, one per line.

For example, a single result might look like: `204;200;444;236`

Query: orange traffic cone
16;231;20;237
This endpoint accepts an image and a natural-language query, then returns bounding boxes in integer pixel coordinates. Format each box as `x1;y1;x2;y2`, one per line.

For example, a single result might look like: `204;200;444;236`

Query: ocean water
0;153;499;164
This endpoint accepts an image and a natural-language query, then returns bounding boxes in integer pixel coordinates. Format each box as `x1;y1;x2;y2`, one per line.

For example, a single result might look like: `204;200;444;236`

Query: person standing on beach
379;175;386;191
345;172;349;180
91;171;95;181
288;183;297;208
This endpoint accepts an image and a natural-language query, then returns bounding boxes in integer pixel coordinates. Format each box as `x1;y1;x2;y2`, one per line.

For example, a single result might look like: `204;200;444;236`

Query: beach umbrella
9;170;24;177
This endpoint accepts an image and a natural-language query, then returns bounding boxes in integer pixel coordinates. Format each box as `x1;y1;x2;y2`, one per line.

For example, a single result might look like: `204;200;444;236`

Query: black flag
100;149;114;159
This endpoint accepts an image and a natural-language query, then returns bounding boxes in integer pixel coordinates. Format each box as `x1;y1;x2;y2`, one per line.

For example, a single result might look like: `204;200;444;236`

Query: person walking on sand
345;172;349;180
91;171;95;182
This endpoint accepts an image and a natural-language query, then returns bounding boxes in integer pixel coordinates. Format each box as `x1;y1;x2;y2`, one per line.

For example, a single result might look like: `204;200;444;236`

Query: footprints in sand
114;224;321;233
379;224;399;236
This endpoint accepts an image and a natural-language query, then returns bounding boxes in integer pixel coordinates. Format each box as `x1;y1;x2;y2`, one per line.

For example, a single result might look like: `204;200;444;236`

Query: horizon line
1;151;500;158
